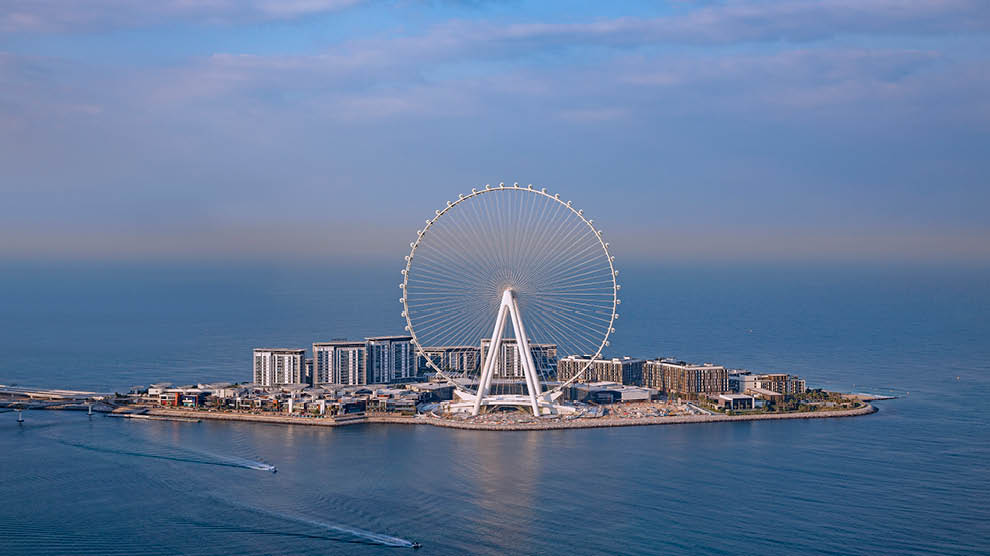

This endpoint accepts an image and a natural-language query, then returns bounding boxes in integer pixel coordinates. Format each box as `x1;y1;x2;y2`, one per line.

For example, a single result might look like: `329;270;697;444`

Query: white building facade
253;348;305;387
313;341;367;386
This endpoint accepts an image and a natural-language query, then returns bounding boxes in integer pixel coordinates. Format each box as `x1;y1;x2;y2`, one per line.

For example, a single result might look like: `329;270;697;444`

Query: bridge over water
0;385;117;413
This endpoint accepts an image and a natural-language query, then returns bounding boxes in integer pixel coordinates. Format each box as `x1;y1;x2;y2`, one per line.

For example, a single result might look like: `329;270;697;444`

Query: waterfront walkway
145;404;877;431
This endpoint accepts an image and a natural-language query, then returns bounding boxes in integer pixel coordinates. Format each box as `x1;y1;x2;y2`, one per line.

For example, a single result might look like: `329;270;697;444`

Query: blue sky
2;1;988;263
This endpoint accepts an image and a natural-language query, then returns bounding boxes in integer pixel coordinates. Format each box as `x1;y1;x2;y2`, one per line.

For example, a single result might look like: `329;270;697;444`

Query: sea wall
146;404;877;431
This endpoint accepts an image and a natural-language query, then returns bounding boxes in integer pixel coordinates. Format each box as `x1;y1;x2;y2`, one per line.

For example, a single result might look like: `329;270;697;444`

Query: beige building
754;373;806;395
557;356;644;385
643;359;728;395
732;371;807;396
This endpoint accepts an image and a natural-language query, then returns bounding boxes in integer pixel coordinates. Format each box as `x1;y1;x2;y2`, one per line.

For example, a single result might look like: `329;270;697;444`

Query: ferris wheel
401;183;619;416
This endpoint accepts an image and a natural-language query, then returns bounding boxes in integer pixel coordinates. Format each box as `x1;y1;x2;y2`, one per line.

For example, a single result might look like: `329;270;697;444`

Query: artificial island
1;184;886;429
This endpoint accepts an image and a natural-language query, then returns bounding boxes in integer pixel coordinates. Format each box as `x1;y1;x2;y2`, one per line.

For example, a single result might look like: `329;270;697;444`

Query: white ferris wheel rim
400;182;620;394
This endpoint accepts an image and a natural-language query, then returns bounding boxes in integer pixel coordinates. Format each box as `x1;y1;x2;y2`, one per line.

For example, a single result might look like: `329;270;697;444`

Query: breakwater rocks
147;404;876;431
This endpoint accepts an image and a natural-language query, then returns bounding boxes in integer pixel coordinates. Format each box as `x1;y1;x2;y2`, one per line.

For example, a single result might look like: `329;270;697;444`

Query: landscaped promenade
146;403;877;431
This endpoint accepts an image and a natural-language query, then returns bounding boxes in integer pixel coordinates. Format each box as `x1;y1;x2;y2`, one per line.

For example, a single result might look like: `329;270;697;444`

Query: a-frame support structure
472;289;543;416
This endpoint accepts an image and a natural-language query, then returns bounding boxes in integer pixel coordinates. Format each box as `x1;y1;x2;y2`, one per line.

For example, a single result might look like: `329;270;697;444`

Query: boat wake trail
209;454;277;472
53;439;276;473
211;498;418;548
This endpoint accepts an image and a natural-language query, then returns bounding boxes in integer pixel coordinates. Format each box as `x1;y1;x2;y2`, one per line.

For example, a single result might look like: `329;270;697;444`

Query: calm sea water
1;262;988;555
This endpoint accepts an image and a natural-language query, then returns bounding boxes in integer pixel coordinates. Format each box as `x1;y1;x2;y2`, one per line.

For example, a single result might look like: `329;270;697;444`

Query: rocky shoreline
145;403;877;431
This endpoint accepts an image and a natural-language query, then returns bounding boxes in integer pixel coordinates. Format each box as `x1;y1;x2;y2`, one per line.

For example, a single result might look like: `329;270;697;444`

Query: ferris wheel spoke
535;283;616;296
531;224;591;282
438;203;501;279
418;225;496;283
410;243;486;278
526;307;601;358
528;298;612;330
539;262;614;288
464;192;507;277
427;310;490;351
527;300;612;339
512;192;559;288
518;208;574;281
525;203;590;274
512;191;552;277
413;309;487;346
532;233;608;285
408;298;485;328
478;189;510;273
527;304;614;330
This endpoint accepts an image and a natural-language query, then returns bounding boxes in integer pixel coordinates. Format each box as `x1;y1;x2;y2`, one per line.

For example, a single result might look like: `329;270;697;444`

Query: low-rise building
159;391;180;407
406;382;455;402
730;371;806;396
716;393;755;410
557;356;645;385
754;373;806;395
148;383;173;396
567;382;657;404
180;391;208;408
746;387;784;402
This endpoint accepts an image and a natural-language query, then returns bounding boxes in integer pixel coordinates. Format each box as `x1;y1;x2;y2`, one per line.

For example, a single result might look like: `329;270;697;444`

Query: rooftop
560;355;645;364
313;341;365;347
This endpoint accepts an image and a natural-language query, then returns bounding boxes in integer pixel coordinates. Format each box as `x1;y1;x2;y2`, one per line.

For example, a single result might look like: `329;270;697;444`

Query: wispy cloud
491;0;990;45
1;1;988;261
0;0;364;32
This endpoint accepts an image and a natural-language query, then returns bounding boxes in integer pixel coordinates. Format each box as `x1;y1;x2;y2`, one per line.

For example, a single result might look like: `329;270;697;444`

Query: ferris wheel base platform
445;391;580;416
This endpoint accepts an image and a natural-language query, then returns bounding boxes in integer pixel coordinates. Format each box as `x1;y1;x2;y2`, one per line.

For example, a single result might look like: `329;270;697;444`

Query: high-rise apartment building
557;356;645;385
312;341;367;386
253;348;305;387
479;338;557;379
418;345;480;374
366;335;415;384
643;359;728;395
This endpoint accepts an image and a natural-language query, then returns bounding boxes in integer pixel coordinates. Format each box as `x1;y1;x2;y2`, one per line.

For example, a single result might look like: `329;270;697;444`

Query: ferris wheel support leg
506;290;543;417
473;301;509;416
